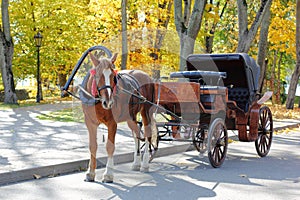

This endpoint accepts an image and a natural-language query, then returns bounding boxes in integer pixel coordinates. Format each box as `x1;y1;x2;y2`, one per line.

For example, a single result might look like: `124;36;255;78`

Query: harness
80;70;145;106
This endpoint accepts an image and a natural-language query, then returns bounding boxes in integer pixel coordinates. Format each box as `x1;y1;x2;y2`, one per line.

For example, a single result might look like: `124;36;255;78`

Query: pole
36;46;41;103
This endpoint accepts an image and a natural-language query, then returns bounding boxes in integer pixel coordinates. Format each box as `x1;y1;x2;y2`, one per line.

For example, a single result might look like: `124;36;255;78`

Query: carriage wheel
207;118;228;168
255;106;273;157
192;125;208;153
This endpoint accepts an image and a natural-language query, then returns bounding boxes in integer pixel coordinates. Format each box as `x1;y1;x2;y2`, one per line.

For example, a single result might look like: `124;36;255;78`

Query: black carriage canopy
186;53;260;92
185;53;260;111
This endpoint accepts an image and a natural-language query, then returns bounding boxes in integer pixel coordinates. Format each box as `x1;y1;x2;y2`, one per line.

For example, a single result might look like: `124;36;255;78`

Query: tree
10;0;97;87
286;0;300;109
0;0;17;104
174;0;207;71
152;0;173;60
121;0;128;70
257;4;271;94
236;0;272;53
203;0;228;53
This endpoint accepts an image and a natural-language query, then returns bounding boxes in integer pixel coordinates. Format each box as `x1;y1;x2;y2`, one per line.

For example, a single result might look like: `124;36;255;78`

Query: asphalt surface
0;101;299;196
0;131;299;200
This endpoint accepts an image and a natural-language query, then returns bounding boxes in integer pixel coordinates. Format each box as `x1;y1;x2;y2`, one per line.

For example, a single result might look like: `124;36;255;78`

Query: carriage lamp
34;32;43;103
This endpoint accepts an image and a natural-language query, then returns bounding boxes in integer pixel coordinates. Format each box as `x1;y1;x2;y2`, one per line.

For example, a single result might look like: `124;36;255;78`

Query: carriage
61;46;273;180
153;53;273;167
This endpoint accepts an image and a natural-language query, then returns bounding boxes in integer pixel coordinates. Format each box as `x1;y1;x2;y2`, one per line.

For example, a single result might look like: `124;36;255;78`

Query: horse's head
89;52;118;109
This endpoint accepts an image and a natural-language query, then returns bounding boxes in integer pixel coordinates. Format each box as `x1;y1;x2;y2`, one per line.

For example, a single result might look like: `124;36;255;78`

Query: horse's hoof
102;174;113;183
131;164;141;171
140;166;149;173
85;172;95;182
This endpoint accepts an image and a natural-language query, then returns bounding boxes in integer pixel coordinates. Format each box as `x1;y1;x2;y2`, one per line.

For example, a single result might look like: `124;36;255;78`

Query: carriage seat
200;86;227;110
228;87;249;112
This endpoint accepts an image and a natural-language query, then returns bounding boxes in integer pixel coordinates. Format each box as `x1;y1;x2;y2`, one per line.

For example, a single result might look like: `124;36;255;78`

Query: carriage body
186;53;271;142
155;53;273;167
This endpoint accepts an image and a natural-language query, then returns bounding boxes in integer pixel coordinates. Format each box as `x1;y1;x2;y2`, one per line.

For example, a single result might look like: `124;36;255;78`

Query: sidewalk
0;101;299;185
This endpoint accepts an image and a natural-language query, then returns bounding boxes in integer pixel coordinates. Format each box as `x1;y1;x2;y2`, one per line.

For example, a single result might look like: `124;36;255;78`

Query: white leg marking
132;137;141;171
141;139;150;172
102;157;114;183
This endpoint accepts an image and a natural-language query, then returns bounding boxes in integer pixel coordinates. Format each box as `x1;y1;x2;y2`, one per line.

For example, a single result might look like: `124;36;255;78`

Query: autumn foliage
4;0;297;106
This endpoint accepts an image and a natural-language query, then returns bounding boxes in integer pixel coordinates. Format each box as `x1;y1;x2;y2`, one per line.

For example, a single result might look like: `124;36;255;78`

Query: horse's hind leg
140;108;156;172
127;120;141;171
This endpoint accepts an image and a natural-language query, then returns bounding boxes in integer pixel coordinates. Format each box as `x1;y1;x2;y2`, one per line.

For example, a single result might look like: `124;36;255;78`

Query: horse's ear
111;53;118;64
89;52;100;67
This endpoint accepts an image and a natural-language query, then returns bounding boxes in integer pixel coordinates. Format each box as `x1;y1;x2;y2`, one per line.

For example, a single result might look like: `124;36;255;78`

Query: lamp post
34;32;43;103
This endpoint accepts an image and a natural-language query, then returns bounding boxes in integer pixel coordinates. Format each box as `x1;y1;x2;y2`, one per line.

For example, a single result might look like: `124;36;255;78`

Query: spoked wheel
255;106;273;157
207;118;228;168
192;125;208;153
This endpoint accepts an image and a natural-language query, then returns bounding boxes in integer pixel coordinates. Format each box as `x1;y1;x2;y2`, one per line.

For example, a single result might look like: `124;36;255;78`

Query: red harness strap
90;69;98;97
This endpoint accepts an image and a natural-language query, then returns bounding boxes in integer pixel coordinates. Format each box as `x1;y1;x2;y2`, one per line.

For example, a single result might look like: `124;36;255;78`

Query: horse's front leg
102;122;117;183
85;121;98;182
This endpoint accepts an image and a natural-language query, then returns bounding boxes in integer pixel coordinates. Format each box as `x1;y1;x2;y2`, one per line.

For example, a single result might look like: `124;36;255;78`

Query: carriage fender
248;102;261;141
257;91;273;105
248;91;273;141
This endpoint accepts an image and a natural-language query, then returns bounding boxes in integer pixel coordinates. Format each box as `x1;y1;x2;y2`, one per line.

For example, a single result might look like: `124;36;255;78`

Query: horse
82;52;157;183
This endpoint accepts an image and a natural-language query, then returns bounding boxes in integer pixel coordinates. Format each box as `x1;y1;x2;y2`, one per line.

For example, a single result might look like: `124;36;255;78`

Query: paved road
0;101;195;185
0;131;299;200
0;101;300;187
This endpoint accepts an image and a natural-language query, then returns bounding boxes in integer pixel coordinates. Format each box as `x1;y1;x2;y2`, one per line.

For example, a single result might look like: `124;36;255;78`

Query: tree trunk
121;0;127;70
174;0;207;71
236;0;272;53
257;5;271;94
270;51;277;104
276;52;282;104
58;73;67;90
0;0;17;104
152;1;173;58
205;1;227;53
286;0;300;109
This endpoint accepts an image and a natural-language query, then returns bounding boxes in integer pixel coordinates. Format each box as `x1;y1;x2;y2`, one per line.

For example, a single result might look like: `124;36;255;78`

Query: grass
0;96;72;109
37;107;84;123
2;96;299;123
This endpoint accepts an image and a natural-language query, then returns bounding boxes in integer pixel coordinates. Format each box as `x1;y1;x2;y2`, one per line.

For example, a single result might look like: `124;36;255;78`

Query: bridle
90;68;118;100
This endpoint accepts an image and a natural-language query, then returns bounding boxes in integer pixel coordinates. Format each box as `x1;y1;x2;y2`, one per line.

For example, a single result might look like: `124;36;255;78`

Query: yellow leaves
205;3;221;23
275;127;300;135
269;104;300;120
269;0;296;58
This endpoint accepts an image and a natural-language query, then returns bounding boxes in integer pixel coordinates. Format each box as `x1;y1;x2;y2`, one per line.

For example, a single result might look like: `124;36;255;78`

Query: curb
273;122;300;131
0;122;299;186
0;143;194;186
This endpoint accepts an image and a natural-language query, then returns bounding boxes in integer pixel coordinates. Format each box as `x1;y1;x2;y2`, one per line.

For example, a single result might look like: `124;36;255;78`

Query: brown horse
82;52;157;183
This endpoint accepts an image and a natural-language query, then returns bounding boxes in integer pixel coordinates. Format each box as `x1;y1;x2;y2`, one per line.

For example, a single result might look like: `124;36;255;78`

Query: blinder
92;69;118;100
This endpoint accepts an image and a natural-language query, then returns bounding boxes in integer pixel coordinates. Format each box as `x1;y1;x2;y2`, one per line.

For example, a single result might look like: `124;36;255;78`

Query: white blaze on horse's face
102;68;114;109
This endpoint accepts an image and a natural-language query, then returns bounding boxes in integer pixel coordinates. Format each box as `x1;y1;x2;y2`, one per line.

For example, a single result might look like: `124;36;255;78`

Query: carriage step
156;122;198;127
159;137;192;142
